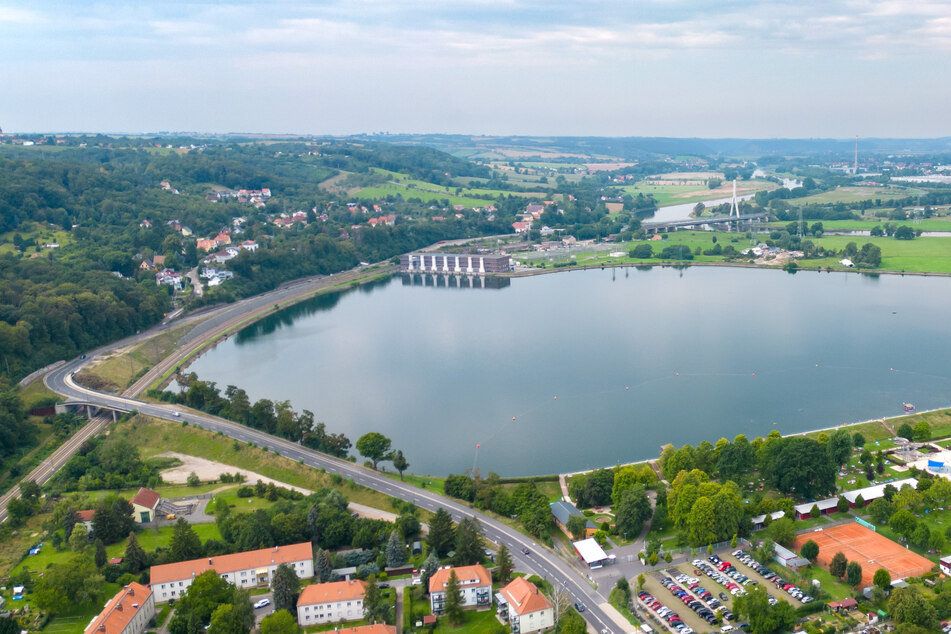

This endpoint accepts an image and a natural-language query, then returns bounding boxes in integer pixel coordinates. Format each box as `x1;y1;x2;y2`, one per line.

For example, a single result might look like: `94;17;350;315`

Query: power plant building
400;253;511;274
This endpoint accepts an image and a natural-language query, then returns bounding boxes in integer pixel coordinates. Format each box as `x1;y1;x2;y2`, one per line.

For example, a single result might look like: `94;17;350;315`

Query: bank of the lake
179;265;951;477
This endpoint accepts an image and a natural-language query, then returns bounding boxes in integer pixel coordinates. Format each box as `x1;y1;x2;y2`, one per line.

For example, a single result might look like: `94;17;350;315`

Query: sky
2;0;951;138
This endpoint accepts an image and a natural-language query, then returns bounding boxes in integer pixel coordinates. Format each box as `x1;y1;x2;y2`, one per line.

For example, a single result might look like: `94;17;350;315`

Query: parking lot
640;570;715;634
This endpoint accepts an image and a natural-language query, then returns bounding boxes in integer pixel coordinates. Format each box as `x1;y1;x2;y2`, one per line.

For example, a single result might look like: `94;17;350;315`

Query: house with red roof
296;580;367;626
131;488;160;524
76;509;96;533
150;542;314;603
498;577;554;633
83;583;154;634
429;565;492;614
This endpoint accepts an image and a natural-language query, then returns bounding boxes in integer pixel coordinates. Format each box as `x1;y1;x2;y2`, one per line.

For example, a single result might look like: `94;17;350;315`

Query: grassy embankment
0;382;69;495
519;229;951;274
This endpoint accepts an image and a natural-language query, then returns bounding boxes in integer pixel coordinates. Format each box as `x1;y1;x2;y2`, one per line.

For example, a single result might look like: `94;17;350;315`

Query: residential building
550;501;596;539
131;488;160;523
83;582;155;634
150;542;314;604
429;565;492;614
76;509;96;532
941;556;951;576
497;577;554;634
296;580;367;626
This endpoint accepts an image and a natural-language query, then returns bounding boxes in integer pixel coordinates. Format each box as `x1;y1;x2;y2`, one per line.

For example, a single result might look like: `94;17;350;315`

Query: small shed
773;543;809;569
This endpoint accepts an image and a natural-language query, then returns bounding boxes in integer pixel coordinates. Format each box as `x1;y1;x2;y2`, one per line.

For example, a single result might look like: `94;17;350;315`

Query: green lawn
207;487;275;514
772;216;951;233
809;234;951;273
11;523;222;577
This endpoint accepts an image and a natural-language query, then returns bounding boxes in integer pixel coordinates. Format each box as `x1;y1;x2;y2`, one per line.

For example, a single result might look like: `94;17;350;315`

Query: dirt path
157;452;399;522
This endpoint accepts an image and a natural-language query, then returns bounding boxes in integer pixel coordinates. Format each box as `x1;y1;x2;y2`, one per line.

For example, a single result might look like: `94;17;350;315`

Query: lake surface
651;194;754;223
185;268;951;476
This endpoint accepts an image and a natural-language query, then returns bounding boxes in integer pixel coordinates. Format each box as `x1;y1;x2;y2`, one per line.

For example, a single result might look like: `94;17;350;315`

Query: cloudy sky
2;0;950;137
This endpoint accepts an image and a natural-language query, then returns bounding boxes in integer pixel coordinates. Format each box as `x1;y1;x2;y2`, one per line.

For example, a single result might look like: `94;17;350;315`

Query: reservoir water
184;267;951;476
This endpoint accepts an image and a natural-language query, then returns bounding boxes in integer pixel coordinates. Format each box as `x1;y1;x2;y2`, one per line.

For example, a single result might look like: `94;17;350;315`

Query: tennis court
793;522;934;586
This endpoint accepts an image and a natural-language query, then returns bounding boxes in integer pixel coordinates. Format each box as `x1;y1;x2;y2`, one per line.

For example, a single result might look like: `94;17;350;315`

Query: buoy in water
675;372;679;377
512;416;516;421
752;373;756;377
625;386;629;391
553;396;557;400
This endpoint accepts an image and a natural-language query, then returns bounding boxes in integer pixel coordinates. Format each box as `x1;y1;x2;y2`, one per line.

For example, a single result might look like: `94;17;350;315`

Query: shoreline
503;259;951;279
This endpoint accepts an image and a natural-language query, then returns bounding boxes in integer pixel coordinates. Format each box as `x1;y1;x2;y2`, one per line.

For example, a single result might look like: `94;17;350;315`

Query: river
182;267;951;476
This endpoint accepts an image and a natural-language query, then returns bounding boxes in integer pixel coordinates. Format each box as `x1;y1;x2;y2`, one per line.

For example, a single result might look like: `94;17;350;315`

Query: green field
789;185;922;205
772;216;951;233
810;235;951;273
621;179;776;207
0;221;73;255
348;168;514;208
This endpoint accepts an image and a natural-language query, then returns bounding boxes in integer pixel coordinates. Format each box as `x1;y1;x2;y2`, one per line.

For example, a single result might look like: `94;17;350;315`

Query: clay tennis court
793;522;934;586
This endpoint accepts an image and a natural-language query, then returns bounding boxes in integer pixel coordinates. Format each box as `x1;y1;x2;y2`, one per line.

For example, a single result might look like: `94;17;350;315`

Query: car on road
574;602;585;612
253;599;270;609
173;411;181;417
522;547;531;555
379;583;390;589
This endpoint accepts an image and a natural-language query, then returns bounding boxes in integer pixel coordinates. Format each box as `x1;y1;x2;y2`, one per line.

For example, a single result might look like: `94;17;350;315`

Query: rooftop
83;583;152;634
573;538;608;564
150;542;312;585
428;565;491;594
500;577;552;616
298;580;367;606
131;488;160;510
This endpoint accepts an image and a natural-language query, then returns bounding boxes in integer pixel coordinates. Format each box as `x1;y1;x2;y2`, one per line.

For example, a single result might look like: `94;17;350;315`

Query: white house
498;577;554;634
149;542;314;604
940;556;951;576
429;565;492;614
83;583;155;634
295;580;367;626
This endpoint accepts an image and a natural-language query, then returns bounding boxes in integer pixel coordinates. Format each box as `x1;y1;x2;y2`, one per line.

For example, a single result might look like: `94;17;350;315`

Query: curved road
46;369;620;633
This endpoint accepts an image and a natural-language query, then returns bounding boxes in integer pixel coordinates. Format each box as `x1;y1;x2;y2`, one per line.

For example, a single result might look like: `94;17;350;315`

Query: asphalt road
44;369;621;633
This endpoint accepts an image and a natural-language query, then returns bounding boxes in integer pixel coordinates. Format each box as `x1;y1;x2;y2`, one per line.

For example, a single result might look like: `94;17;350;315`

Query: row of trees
442;473;553;539
152;377;351;457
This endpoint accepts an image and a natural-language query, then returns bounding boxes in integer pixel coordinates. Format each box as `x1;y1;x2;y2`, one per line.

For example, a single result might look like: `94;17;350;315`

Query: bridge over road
643;211;769;234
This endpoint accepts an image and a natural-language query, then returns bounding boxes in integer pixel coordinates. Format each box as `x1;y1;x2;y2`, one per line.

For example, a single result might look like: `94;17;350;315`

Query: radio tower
729;179;739;218
853;136;858;175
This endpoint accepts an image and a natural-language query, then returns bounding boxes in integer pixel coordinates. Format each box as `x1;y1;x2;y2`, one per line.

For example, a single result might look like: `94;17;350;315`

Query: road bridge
643;211;769;234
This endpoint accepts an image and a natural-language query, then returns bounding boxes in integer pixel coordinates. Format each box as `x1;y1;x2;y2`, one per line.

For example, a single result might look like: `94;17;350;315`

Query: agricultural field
809;234;951;273
342;168;512;208
620;178;776;207
789;185;922;205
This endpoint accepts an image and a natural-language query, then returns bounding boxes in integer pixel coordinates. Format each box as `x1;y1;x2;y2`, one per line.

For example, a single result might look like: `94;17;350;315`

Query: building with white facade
83;583;155;634
498;577;554;634
296;580;367;626
429;565;492;614
150;542;314;603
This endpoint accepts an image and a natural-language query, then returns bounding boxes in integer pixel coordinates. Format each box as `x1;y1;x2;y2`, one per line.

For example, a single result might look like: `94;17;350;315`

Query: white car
173;411;181;417
253;598;270;609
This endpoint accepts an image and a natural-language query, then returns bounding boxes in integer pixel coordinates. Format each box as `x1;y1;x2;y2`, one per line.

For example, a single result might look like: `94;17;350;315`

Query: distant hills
344;134;951;160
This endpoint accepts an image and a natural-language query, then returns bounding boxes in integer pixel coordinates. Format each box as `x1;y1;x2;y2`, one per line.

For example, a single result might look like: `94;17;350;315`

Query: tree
852;432;866;448
314;548;333;582
800;539;819;563
259;611;298;634
363;579;391;624
733;585;796;634
170;517;203;562
890;509;918;537
897;423;915;441
826;429;854;467
566;514;589;540
420;551;440;591
770;437;837;499
427;508;455;558
495;545;513;584
272;563;300;614
837;496;851;514
169;571;238;634
453;517;484;566
614;487;652;540
0;617;18;634
444;570;464;625
846;561;863;586
391;450;409;480
869;498;893;525
124;532;147;573
685;496;717;546
913;420;931;442
889;585;939;629
356;432;392;469
69;523;88;551
386;530;407;568
207;589;254;634
766;517;796;546
873;568;891;591
94;538;107;568
34;555;105;615
830;551;848;578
